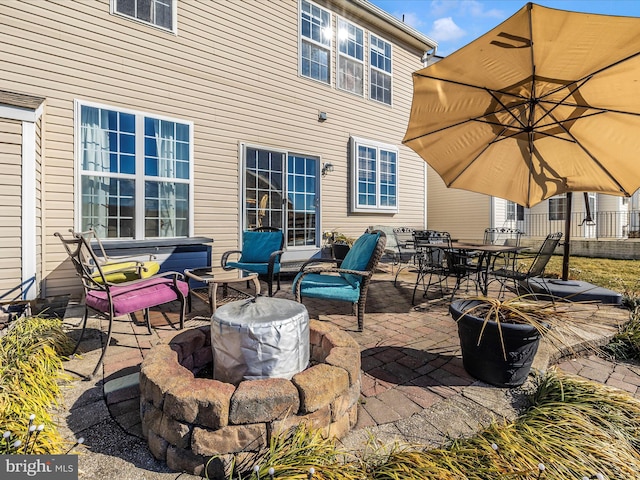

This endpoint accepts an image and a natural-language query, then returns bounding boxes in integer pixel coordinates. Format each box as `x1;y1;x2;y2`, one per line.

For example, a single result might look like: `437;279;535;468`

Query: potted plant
324;230;356;265
449;296;568;387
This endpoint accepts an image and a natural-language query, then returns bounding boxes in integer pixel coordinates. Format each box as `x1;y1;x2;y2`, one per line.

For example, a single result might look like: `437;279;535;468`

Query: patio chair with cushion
74;229;160;284
55;231;188;379
488;232;563;298
221;226;285;297
293;230;386;331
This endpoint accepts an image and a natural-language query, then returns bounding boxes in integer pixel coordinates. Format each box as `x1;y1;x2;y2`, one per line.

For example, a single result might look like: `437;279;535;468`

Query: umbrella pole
562;192;572;281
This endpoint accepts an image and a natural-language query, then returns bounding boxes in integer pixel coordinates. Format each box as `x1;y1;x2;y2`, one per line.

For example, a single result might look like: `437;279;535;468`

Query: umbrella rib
547;109;631;195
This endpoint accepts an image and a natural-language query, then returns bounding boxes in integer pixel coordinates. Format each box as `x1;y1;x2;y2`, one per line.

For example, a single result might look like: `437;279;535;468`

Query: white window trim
298;0;332;86
336;16;365;97
110;0;178;35
73;99;194;239
368;33;393;106
350;136;399;214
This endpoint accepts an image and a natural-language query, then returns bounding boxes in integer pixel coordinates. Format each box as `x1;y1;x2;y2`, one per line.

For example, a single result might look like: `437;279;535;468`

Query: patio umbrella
403;2;640;281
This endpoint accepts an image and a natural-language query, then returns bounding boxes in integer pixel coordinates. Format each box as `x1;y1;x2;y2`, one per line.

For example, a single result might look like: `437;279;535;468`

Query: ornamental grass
222;369;640;479
0;315;74;454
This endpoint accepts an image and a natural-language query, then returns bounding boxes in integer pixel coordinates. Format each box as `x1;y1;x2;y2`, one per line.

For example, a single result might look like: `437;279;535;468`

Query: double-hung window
300;0;332;84
369;34;392;105
350;137;398;213
506;201;524;221
549;195;567;221
337;18;364;95
76;101;192;239
112;0;176;32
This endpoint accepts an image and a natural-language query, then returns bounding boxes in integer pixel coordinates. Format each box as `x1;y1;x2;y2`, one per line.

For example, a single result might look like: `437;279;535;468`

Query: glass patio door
243;145;319;247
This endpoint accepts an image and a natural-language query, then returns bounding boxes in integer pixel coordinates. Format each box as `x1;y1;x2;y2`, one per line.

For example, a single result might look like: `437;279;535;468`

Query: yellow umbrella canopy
403;2;640;209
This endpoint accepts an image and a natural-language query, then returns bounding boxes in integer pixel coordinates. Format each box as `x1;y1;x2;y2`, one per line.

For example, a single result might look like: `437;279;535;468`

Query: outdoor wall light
318;111;328;122
322;162;334;176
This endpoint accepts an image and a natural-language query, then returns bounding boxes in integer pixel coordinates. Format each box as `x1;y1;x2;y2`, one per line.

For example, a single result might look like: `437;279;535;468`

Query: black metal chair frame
392;227;417;285
488;232;563;298
412;230;452;304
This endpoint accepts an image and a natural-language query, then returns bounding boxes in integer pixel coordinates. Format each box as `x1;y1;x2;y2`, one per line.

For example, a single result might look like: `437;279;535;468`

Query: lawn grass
542;255;640;295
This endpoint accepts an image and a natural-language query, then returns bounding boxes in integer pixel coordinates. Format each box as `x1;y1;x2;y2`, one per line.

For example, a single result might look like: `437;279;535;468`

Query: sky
368;0;640;56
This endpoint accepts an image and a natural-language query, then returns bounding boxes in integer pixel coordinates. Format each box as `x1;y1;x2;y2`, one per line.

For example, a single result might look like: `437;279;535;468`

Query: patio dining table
448;242;523;296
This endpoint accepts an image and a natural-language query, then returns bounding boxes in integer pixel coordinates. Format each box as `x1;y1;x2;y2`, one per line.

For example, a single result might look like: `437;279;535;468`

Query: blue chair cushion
293;272;361;302
239;230;283;263
226;261;281;275
339;232;381;287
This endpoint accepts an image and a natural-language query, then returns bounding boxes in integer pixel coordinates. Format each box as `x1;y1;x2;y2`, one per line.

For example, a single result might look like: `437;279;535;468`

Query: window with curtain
112;0;175;31
350;136;398;213
549;195;567;221
77;102;191;239
300;0;332;84
337;17;364;95
370;34;392;105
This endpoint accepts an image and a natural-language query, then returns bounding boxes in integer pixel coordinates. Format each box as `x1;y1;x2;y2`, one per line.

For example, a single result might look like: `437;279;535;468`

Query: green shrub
0;316;74;454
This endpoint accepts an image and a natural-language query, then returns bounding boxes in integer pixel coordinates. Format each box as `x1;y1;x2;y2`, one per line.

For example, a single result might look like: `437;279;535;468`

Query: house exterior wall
0;118;23;297
0;0;433;297
426;165;489;242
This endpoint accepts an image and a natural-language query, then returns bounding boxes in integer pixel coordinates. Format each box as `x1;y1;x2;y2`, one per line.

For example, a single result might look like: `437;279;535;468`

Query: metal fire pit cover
211;296;309;384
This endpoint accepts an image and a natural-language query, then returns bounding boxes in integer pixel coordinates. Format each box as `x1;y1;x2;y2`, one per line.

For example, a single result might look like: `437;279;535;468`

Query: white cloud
428;17;466;42
460;0;506;19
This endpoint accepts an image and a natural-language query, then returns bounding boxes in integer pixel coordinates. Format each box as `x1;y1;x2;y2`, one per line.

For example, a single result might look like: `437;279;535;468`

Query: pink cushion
86;277;188;317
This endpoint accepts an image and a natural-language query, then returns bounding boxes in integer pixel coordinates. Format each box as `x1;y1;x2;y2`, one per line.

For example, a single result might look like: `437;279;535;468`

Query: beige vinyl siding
427;166;490;242
0;118;23;295
0;0;431;296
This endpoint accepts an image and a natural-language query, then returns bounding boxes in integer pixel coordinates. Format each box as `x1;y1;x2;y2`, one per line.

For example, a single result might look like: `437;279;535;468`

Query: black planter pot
331;243;351;267
450;299;543;388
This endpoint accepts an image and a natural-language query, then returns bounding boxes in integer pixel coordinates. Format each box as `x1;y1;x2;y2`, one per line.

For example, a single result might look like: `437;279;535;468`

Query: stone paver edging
139;319;361;477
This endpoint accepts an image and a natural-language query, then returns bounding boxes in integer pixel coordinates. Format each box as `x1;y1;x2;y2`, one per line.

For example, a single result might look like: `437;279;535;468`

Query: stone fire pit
139;319;361;477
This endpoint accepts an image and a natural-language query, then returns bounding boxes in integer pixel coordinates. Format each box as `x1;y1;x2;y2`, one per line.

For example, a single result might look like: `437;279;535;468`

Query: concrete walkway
56;267;637;479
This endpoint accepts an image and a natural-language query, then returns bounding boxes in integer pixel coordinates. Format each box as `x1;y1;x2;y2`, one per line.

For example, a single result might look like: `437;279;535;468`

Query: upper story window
300;0;332;84
112;0;176;33
549;195;567;221
350;136;398;213
370;34;392;105
76;101;192;239
337;18;364;96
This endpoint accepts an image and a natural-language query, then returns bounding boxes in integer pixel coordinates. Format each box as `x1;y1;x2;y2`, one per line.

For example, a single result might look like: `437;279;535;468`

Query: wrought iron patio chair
391;227;417;285
293;230;386;331
488;232;563;298
412;230;451;304
55;231;188;379
74;228;160;283
221;226;284;296
483;227;525;271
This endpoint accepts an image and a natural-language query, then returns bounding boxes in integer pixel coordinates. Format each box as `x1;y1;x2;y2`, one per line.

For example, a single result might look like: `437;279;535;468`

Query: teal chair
221;227;284;296
293;230;386;331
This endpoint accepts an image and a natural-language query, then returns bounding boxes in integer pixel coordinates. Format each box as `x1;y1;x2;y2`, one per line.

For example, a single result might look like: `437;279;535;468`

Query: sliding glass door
243;145;319;247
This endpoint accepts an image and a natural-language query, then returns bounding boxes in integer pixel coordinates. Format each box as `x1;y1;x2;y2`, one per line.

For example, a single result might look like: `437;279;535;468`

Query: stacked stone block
139;319;361;477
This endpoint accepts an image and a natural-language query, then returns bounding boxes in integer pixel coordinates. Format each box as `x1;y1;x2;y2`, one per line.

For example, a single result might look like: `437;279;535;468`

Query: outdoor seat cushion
86;277;188;317
239;230;283;263
339;232;381;287
225;261;281;275
92;260;160;284
293;273;360;302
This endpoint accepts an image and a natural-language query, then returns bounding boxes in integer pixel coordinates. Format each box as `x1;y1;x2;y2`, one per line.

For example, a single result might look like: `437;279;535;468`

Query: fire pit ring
139;318;361;478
